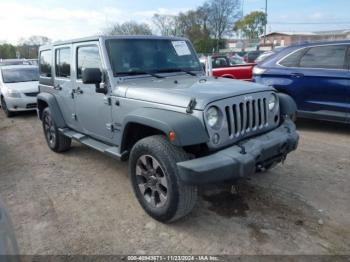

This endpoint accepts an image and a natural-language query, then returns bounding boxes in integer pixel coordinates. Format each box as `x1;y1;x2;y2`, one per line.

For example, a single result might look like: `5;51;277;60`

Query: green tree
234;11;267;40
105;21;153;35
207;0;240;51
0;44;16;59
152;14;178;36
17;35;52;59
176;9;210;42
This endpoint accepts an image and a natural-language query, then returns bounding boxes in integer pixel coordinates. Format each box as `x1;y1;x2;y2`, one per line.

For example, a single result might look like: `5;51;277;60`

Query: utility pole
241;0;244;18
264;0;267;45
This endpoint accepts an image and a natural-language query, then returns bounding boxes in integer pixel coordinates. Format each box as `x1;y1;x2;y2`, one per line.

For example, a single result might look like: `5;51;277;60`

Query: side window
279;48;306;67
39;50;52;77
55;48;71;78
77;46;101;79
299;45;347;69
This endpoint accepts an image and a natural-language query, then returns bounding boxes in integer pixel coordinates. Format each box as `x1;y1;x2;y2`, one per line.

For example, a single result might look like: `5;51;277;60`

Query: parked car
255;48;286;63
37;35;298;223
243;51;264;63
255;51;274;63
200;55;255;81
0;65;39;117
229;55;246;65
0;59;38;66
253;40;350;123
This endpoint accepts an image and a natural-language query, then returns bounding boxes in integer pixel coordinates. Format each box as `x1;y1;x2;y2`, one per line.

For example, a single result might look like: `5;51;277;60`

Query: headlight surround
6;89;21;98
268;93;277;111
206;106;222;129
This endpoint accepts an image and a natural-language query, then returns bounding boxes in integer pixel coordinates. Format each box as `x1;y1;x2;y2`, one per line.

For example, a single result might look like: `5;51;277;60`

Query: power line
269;21;350;24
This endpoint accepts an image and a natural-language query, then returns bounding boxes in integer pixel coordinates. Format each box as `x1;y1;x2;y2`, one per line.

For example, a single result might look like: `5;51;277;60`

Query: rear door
73;42;113;143
284;44;349;122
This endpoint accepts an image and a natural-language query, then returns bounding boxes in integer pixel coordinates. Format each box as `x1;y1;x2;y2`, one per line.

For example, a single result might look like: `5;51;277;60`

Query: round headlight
206;106;220;128
268;93;277;111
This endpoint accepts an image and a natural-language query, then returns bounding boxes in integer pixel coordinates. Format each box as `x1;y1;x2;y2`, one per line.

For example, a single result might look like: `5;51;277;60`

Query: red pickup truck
201;55;256;81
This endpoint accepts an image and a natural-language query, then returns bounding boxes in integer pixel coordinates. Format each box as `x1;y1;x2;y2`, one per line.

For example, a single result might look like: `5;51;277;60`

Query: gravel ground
0;111;349;255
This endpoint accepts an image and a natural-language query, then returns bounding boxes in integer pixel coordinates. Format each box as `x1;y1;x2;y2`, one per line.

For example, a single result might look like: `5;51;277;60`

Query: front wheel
129;135;198;223
42;107;71;152
1;97;14;117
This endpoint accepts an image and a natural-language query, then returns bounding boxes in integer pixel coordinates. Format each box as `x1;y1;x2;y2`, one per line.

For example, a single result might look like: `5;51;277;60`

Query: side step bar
59;128;127;160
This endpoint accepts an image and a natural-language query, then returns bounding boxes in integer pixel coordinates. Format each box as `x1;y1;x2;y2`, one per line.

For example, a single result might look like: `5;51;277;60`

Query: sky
0;0;350;44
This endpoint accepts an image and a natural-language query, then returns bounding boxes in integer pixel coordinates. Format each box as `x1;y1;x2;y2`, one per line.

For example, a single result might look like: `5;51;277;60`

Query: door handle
53;84;62;90
290;73;304;78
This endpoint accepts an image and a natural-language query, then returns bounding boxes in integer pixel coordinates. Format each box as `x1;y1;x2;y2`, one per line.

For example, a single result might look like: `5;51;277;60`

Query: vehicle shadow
4;110;37;119
295;118;349;135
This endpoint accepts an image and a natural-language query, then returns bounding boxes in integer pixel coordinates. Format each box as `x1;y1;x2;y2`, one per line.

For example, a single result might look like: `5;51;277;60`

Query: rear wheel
129;135;198;223
42;107;71;152
1;97;15;117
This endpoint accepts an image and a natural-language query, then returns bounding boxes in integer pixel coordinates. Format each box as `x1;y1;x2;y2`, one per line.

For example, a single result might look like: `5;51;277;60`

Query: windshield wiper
157;68;197;76
116;71;164;79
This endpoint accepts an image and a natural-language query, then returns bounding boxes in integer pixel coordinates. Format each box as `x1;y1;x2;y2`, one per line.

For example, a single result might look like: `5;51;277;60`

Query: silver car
0;65;39;117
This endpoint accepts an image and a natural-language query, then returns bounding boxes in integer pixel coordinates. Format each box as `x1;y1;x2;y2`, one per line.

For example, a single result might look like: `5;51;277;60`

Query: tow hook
237;144;246;155
280;143;288;164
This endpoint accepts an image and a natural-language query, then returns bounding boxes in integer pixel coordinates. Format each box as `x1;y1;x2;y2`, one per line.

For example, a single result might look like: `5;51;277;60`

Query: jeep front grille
204;91;280;149
225;98;268;137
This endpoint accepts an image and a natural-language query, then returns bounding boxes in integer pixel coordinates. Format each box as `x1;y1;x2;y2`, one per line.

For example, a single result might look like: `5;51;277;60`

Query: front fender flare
277;93;297;117
122;108;209;147
37;93;66;128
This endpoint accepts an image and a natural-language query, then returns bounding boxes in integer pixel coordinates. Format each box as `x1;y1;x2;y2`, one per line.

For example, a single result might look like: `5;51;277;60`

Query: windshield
106;39;202;77
2;68;39;83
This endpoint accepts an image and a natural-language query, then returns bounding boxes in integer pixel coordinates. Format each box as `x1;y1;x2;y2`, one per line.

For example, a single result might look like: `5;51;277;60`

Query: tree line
105;0;267;53
1;0;267;59
106;0;242;53
0;36;51;59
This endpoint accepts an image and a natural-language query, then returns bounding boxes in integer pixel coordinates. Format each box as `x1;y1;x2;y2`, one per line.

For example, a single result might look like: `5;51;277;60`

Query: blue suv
253;41;350;123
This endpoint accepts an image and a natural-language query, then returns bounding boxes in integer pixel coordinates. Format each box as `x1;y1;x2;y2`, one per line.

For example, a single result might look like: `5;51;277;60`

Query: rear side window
55;48;71;78
279;48;306;67
39;50;52;77
299;45;347;69
77;45;101;79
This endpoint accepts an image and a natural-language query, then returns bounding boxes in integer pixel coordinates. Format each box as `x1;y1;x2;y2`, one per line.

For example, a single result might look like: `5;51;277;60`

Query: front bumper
177;119;299;185
3;96;37;111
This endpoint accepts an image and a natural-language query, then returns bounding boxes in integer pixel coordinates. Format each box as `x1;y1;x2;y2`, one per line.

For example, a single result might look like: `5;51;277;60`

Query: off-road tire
1;97;15;118
42;107;71;152
129;135;198;223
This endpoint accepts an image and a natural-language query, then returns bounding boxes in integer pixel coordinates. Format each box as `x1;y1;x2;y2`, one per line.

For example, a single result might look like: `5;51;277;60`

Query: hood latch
186;98;197;114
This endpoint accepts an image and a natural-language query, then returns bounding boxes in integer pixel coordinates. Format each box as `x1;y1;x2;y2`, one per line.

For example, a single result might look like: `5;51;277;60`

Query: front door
73;42;113;143
53;45;78;129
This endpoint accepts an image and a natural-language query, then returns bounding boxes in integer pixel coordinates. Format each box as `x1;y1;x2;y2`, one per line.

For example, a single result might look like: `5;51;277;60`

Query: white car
0;65;39;117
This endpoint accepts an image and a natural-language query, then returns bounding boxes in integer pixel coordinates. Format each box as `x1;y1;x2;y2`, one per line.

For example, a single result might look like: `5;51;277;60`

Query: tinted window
77;46;101;79
2;68;39;83
279;48;306;67
212;58;228;68
39;50;52;77
55;48;71;78
299;45;347;69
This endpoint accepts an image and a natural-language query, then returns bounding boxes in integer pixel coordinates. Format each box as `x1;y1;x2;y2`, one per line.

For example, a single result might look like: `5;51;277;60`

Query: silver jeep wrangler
37;36;299;223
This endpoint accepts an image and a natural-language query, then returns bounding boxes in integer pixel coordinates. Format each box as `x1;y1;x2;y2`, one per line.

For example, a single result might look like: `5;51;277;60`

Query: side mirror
82;68;107;94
